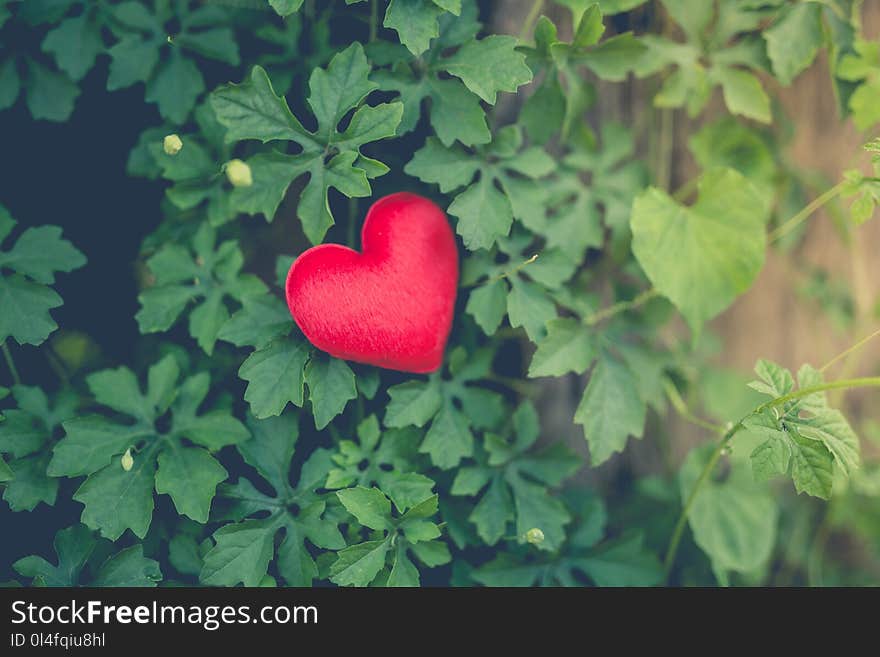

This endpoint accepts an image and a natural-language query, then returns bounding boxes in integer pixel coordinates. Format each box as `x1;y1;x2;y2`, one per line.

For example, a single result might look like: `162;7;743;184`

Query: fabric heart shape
286;192;459;373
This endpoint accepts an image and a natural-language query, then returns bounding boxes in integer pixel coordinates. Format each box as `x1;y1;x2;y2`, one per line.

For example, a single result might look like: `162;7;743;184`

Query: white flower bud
225;159;253;187
121;448;134;471
163;134;183;155
525;527;545;545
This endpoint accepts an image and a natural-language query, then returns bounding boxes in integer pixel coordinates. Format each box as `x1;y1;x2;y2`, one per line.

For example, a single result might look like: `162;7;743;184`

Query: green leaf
0;58;21;111
268;0;305;16
574;352;645;465
3;453;57;512
528;318;595;377
787;429;834;499
764;2;823;86
661;0;714;42
713;67;771;123
211;46;401;242
506;278;557;343
0;277;64;346
107;36;160;91
210;66;313;145
572;4;605;47
86;366;153;422
329;539;390;587
468;476;514;545
52;358;245;540
49;418;148;477
240;412;299;495
575;33;647;81
631;168;771;331
688;117;776;182
42;13;103;81
749;359;794;398
384;380;443;428
0;457;12;482
387;544;420;586
239;336;311;418
92;546;162;587
384;0;445;55
0;211;84;346
443;35;533;104
305;355;357;430
154;443;228;523
404;137;480;193
680;444;778;582
573;531;663;586
466;279;508;335
200;519;276;587
145;53;205;124
0;277;65;346
136;225;267;354
420;398;474;469
750;433;790;482
25;60;80;122
13;524;96;586
336;486;392;531
74;452;156;540
448;175;513;251
508;475;571;550
426;78;491;147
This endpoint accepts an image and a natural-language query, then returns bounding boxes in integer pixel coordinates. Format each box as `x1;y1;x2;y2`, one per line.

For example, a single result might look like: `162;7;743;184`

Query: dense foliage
2;0;880;587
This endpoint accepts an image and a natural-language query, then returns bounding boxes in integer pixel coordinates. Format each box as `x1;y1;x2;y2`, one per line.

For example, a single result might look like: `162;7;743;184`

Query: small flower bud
525;527;545;545
225;159;253;187
163;134;183;155
121;448;134;472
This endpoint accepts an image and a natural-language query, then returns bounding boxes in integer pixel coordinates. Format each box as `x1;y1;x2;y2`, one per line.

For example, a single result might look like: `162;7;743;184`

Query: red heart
286;192;459;373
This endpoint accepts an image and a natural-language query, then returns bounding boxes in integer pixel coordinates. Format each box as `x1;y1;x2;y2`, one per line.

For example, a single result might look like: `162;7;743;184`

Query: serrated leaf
336;486;392;530
384;0;445;55
443;35;532;104
466;279;508;335
305;356;357;430
200;519;276;586
330;539;390;587
714;67;771;123
528;318;595;377
574;352;645;465
384;380;442;428
92;546;162;587
74;453;157;540
239;337;311;418
420;399;473;469
13;524;96;586
154;443;228;523
764;2;823;86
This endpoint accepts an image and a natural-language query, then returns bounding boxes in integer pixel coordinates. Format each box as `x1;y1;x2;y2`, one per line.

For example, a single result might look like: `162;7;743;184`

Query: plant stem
1;342;21;386
663;423;739;578
663;379;726;435
757;377;880;411
663;375;880;581
486;373;536;396
768;181;846;243
672;176;699;202
486;254;539;284
820;326;880;373
656;108;674;192
369;0;378;42
519;0;544;42
584;289;659;326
